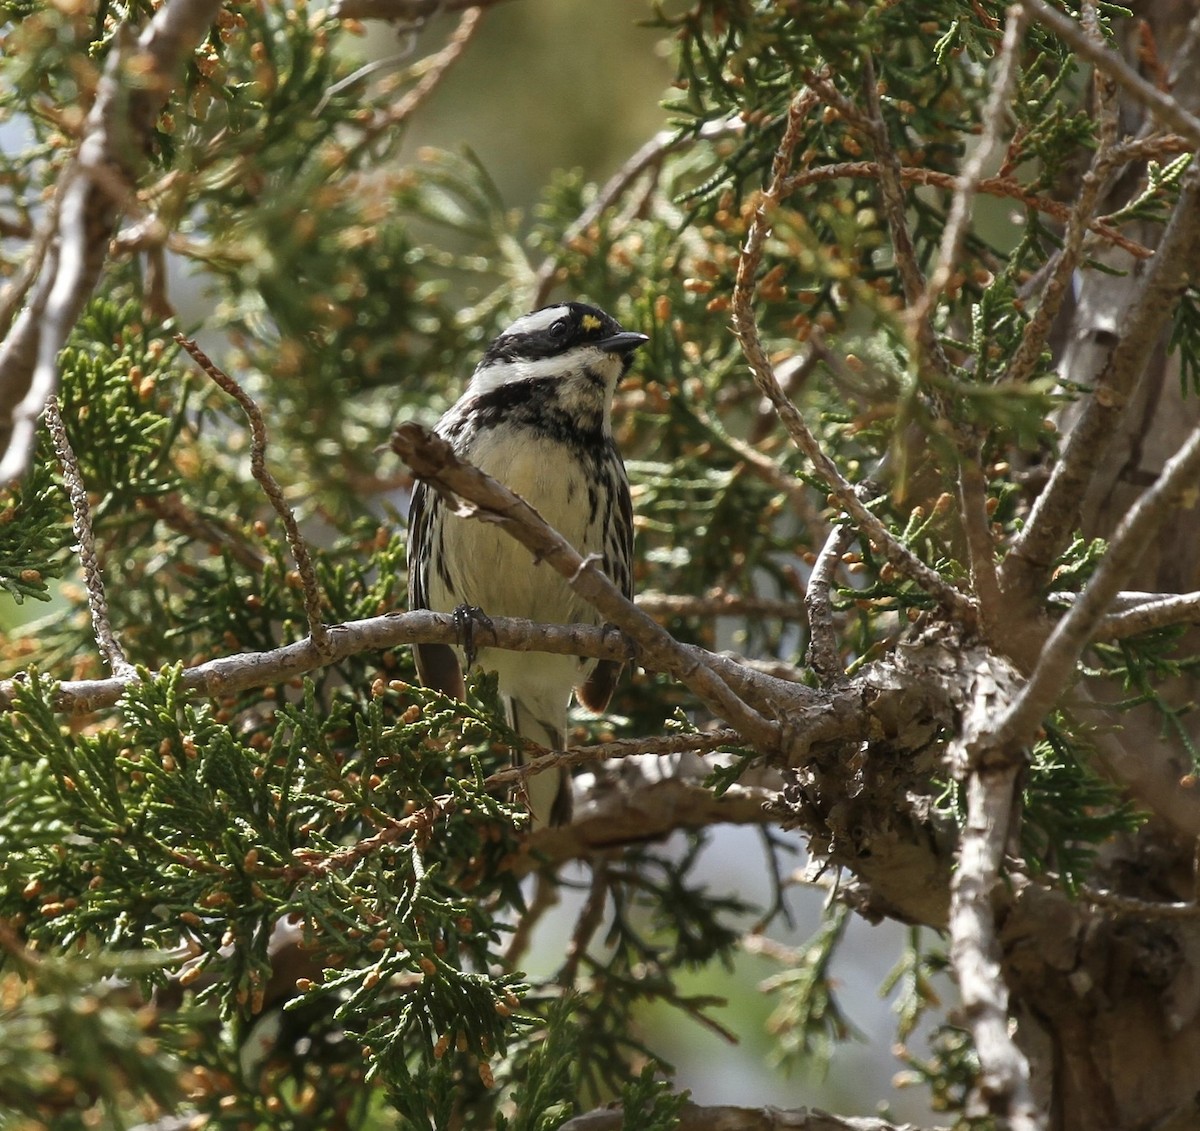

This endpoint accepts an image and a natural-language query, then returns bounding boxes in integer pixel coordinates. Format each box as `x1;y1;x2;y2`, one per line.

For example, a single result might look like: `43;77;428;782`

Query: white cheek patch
502;305;571;336
468;347;609;394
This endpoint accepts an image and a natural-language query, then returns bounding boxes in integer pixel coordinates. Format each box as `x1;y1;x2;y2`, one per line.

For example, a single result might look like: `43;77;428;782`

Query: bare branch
559;856;610;986
957;456;1003;643
804;524;853;685
777;160;1160;261
0;611;631;715
949;767;1042;1129
731;92;976;624
1002;163;1200;602
855;62;929;315
1019;0;1200;148
490;728;747;792
1002;141;1117;387
390;420;783;752
0;0;225;482
998;413;1200;756
175;336;330;653
1094;590;1200;638
43;396;134;679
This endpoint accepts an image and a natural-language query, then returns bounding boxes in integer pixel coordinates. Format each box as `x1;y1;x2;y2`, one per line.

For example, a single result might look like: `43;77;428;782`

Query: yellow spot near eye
581;314;602;332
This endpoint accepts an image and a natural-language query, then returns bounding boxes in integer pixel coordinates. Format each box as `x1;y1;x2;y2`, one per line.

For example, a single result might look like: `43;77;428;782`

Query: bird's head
469;302;648;398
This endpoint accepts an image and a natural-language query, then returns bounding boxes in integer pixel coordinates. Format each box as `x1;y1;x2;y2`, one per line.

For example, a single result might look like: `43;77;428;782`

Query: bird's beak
597;331;649;355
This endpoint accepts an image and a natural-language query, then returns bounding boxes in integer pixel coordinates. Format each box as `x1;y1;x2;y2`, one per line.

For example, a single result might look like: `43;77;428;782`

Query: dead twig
44;396;134;679
176;335;330;653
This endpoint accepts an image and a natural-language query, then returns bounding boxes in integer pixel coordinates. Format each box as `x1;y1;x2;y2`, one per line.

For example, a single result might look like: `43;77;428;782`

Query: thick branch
1001;163;1200;602
949;768;1041;1129
997;414;1200;756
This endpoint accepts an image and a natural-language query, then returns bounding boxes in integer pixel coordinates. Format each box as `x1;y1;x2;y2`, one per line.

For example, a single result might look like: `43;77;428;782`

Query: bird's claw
452;603;495;670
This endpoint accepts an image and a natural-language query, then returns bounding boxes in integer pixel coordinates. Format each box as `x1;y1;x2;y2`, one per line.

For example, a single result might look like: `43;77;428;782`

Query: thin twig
503;870;561;969
390;421;783;753
1001;163;1200;602
44;396;134;678
776;161;1161;260
1094;590;1200;638
917;5;1027;326
175;335;329;653
358;6;485;141
636;591;805;621
532;116;744;306
804;524;853;684
730;91;977;624
857;60;926;299
1078;884;1200;918
1003;144;1117;386
1020;0;1200;148
489;728;746;792
1005;0;1119;389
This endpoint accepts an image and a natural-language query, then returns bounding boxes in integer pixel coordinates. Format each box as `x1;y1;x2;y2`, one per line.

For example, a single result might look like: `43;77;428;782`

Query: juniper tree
2;2;1200;1130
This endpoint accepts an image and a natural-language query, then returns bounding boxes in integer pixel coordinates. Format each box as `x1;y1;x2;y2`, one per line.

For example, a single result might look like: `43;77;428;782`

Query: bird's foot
452;603;495;669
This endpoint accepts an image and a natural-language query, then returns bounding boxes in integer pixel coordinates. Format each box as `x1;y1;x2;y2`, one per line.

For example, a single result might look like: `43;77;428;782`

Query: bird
406;301;646;827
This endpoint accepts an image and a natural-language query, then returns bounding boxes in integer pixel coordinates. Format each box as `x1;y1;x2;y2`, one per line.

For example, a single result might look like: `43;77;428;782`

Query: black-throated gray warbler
407;302;647;827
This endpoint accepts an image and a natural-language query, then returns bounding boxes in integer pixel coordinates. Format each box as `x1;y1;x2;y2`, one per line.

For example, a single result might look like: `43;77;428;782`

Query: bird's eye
548;317;571;340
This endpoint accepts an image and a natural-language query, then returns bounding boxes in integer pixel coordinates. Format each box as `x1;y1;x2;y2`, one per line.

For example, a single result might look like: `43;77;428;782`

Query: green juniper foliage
2;0;1199;1128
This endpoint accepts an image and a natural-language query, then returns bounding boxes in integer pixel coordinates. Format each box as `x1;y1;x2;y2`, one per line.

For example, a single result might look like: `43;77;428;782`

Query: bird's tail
505;698;572;829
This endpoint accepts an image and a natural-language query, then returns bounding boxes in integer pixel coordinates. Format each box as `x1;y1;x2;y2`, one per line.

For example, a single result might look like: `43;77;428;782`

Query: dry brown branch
43;396;134;679
636;590;805;621
557;1103;944;1131
776;162;1158;260
559;856;611;986
532;116;744;306
175;335;330;653
957;457;1003;643
357;5;485;141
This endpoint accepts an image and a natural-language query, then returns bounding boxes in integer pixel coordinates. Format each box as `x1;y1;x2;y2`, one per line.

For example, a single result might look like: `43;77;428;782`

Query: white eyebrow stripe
501;306;571;336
